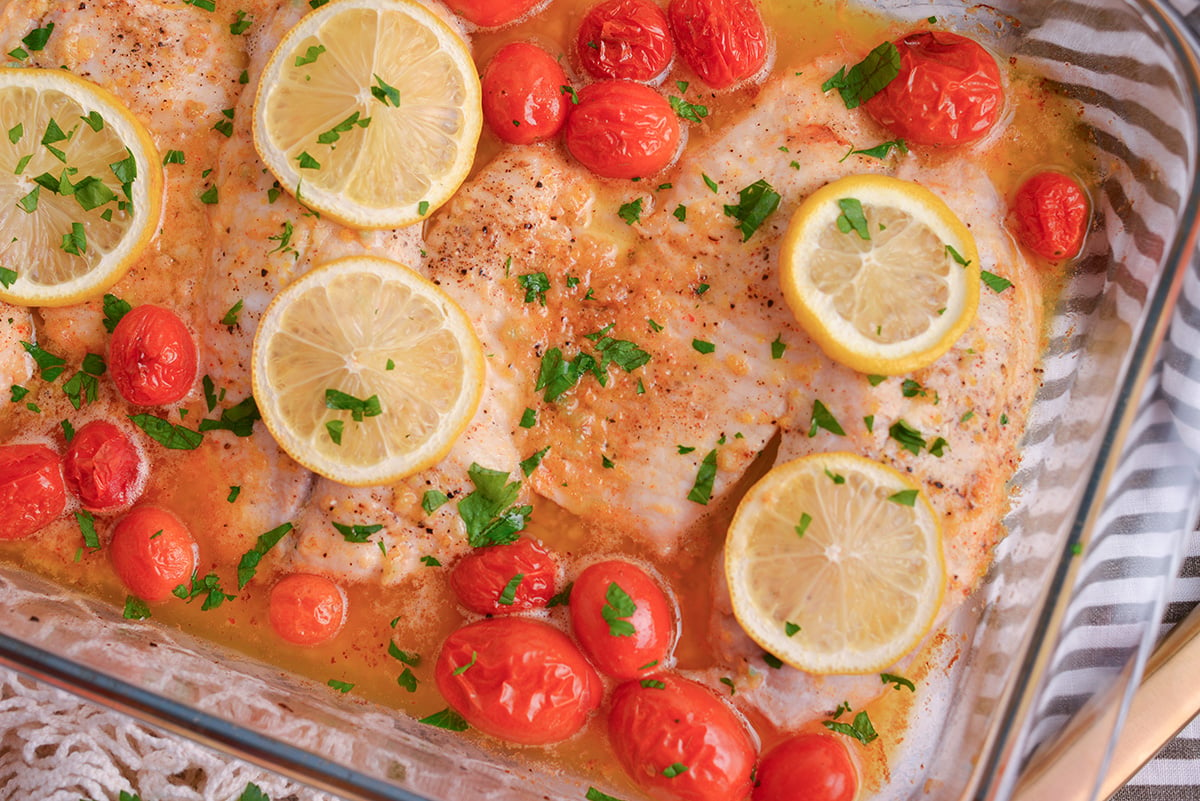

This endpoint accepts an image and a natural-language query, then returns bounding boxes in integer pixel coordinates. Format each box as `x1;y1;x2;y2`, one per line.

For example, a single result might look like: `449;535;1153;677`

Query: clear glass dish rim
3;1;1200;800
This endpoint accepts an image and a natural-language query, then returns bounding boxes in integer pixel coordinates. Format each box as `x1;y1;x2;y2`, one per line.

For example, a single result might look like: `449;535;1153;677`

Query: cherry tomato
1011;171;1089;261
667;0;769;90
449;537;558;615
569;559;674;680
0;443;66;541
440;0;544;28
64;420;145;513
864;31;1004;147
109;505;197;602
577;0;674;82
753;733;858;801
609;674;756;801
435;617;602;745
108;304;198;406
482;42;572;145
565;80;682;179
268;573;348;646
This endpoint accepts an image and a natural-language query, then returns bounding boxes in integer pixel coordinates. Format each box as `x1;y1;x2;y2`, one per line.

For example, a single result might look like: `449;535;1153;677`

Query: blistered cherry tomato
482;42;572;145
577;0;674;82
753;733;858;801
435;617;602;745
108;305;198;406
1011;171;1089;261
109;505;197;602
609;674;756;801
64;421;144;513
668;0;769;90
565;80;681;179
268;573;348;646
864;31;1004;147
0;443;66;541
449;537;558;615
441;0;544;28
569;559;673;680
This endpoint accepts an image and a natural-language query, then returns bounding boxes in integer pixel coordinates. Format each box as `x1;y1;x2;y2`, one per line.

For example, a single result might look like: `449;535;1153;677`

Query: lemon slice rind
251;256;485;486
780;174;980;376
0;69;162;307
725;452;945;675
251;0;482;229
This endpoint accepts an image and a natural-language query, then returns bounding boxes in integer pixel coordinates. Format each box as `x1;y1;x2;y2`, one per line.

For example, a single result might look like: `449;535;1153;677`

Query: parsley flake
687;448;718;505
822;41;900;108
602;582;637;636
722;179;781;241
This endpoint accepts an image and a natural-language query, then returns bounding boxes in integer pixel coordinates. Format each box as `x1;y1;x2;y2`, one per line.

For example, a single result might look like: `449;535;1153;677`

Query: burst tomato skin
109;505;197;602
268;573;348;646
1011;171;1089;261
482;43;572;145
609;674;756;801
435;617;603;745
0;443;66;541
569;559;674;680
752;733;858;801
864;31;1004;147
565;80;682;179
64;420;144;513
441;0;544;27
667;0;769;90
449;537;558;615
108;305;198;406
577;0;674;82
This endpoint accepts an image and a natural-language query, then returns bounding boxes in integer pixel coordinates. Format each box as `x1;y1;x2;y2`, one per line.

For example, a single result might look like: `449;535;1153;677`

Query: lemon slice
780;174;980;376
251;256;485;486
725;452;945;674
0;69;162;307
251;0;482;229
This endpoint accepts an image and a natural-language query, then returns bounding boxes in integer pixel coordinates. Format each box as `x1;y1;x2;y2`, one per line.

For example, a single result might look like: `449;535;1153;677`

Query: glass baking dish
3;0;1200;799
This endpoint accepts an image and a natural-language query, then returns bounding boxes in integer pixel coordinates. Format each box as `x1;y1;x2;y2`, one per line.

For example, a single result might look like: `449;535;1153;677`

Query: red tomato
569;559;674;680
64;421;144;513
577;0;674;82
482;42;572;145
753;733;858;801
449;537;558;615
609;674;756;801
864;31;1004;147
1011;171;1090;261
441;0;544;27
268;573;348;646
108;305;198;406
435;617;602;745
667;0;769;90
0;443;66;541
109;505;197;602
565;80;681;179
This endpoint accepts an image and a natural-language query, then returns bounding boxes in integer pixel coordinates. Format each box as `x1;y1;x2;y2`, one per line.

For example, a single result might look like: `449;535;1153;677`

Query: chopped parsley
327;679;355;693
452;650;479;675
294;44;326;66
497;574;524;606
672;204;687;222
123;596;152;620
296;151;321;170
76;509;100;550
0;266;17;288
809;399;846;437
547;581;573;608
129;413;203;450
230;10;253;34
669;95;709;123
227;486;241;503
881;672;915;692
888;419;926;455
517;272;551;305
458;463;532;547
981;270;1013;293
618;198;643;225
419;708;469;731
702;173;718;193
519;408;537;428
795;512;812;537
236;522;293;588
822;41;900;108
173;572;235;610
371;73;401;106
722;179;781;241
602;582;637;636
888;489;919;506
763;651;784;668
946;244;972;266
22;23;55;52
686;448;718;505
847;139;908;160
198;395;261;437
836;197;870;239
317;111;369;145
823;709;879;745
771;334;786;359
520;446;550;477
692;339;715;354
220;299;244;326
422;489;450;514
325;388;381;421
332;521;384;543
662;763;688;779
785;621;801;637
